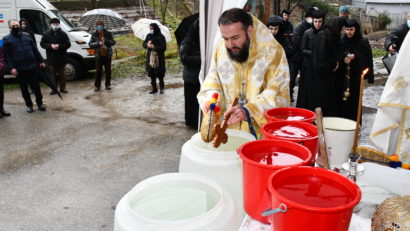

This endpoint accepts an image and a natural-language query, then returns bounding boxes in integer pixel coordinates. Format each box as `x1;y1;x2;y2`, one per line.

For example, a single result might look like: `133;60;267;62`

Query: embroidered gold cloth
197;15;290;137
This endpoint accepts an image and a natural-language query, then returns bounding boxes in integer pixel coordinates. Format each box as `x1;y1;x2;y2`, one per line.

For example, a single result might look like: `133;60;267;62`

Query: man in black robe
280;9;293;37
336;19;374;122
266;15;294;60
297;10;325;109
180;19;200;129
288;7;315;102
309;16;346;116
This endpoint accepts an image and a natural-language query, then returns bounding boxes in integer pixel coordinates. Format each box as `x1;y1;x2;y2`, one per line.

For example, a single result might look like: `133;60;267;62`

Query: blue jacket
3;32;44;71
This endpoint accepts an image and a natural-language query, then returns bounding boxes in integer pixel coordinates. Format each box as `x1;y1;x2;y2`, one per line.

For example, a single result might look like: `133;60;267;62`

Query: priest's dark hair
218;8;253;31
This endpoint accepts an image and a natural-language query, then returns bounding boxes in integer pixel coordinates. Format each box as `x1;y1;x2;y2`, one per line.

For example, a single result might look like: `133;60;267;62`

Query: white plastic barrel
179;129;255;221
114;173;239;231
322;117;357;169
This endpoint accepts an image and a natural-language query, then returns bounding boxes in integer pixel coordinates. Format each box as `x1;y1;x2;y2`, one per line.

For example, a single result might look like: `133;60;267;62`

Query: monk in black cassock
296;10;325;110
309;16;347;116
266;15;294;60
336;19;374;122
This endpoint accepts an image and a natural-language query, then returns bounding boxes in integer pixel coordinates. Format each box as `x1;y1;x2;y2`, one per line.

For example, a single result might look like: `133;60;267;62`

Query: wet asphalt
0;58;388;230
0;73;196;231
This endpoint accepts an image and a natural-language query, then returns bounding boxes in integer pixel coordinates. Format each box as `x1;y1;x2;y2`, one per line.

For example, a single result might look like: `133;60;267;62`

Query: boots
150;77;158;94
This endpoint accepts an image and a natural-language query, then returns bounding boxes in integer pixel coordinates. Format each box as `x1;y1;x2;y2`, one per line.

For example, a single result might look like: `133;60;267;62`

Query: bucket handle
261;204;287;216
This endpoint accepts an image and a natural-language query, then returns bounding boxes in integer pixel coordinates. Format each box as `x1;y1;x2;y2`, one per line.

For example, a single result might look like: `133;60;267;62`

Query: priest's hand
224;106;246;125
201;103;220;113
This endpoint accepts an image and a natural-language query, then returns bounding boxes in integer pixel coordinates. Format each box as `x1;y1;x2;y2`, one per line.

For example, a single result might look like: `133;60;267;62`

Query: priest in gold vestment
197;8;290;137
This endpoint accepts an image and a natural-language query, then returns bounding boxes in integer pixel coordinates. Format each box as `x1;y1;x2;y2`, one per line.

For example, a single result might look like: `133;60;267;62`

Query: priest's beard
227;35;250;63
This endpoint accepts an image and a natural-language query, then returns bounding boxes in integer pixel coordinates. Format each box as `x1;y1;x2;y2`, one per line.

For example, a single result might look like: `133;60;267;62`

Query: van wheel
65;58;82;81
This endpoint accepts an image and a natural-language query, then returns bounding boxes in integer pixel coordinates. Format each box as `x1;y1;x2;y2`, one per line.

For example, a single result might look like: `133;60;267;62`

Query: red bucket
265;166;361;231
265;107;316;124
261;121;318;157
237;140;313;224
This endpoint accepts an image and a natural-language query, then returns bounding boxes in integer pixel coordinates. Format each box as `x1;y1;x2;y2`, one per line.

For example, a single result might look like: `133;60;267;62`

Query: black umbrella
39;66;62;100
175;13;199;47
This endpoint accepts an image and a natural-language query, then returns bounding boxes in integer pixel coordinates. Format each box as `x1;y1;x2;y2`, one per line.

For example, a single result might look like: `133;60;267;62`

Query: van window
50;10;75;31
20;10;51;35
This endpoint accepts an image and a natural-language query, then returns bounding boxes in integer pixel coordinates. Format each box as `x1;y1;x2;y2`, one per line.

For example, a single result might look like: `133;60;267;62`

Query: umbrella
40;66;62;100
175;13;199;47
79;9;126;29
131;18;172;42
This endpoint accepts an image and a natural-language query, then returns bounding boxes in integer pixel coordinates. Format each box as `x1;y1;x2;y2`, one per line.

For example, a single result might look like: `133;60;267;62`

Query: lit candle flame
361;68;369;77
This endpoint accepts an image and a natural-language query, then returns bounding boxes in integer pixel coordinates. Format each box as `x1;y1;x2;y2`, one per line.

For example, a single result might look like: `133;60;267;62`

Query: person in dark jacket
288;7;315;102
180;19;200;129
297;9;325;109
20;18;37;95
280;9;293;36
308;16;347;116
339;6;349;19
19;18;36;43
336;19;374;122
3;19;46;113
41;18;71;94
267;15;294;60
143;23;167;94
89;21;116;91
0;47;11;118
384;13;410;54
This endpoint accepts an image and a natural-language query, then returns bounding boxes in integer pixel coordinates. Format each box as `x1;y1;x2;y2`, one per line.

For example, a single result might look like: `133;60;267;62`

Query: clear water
271;125;311;138
258;152;304;165
275;175;354;208
131;187;219;221
195;135;250;151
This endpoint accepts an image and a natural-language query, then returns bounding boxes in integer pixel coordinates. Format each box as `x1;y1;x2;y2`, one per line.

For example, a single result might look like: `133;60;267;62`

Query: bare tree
90;0;97;9
152;0;156;18
159;0;169;24
282;0;301;13
274;0;281;15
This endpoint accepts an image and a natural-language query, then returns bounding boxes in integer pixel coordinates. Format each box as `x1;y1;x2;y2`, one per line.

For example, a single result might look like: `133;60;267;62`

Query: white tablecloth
239;163;410;231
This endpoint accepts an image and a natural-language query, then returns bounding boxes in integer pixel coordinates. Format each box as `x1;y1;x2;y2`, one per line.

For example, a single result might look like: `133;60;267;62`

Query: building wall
366;3;409;29
352;0;366;9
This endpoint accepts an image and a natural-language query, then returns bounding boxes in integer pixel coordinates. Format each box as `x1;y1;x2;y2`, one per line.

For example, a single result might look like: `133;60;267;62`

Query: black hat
267;16;284;27
305;7;316;18
281;9;291;16
312;9;326;19
345;18;360;32
50;18;60;24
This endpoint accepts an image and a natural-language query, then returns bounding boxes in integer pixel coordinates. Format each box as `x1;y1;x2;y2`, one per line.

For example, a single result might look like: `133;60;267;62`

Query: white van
0;0;95;80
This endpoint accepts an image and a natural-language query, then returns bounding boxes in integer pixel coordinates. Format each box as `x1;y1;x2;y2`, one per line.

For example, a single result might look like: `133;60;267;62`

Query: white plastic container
179;129;255;220
322;117;357;169
114;173;240;231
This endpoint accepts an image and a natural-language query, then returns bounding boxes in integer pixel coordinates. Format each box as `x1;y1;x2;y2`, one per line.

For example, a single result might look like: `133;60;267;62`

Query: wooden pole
315;107;330;169
352;68;369;153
